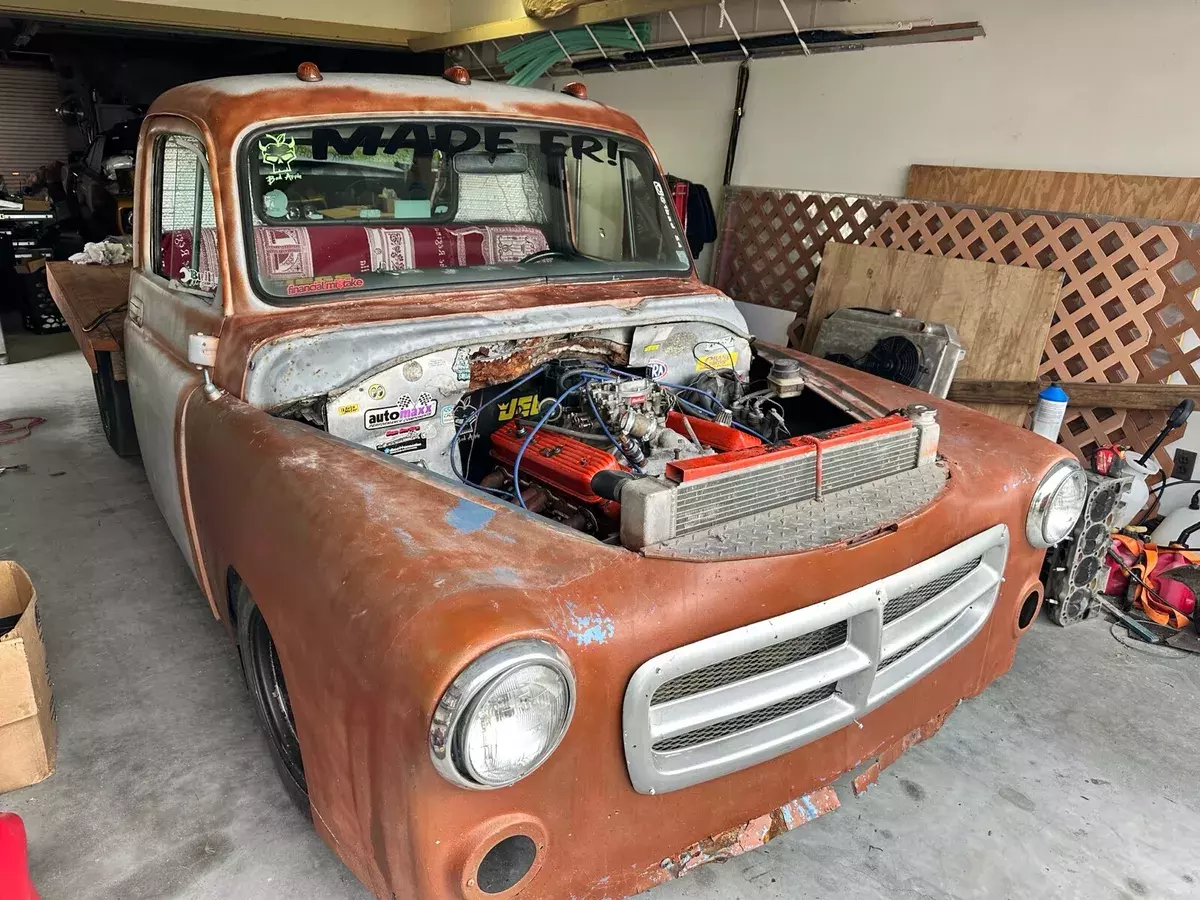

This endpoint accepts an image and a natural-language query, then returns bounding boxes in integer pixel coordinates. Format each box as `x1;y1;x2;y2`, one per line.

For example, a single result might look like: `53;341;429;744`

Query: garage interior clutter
2;1;1199;898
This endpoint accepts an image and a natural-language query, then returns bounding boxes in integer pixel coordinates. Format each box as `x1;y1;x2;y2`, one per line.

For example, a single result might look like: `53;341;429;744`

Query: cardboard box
21;197;50;212
0;562;55;793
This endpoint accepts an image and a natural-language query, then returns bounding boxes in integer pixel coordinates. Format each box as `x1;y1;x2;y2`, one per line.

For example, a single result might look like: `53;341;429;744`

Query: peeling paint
444;497;494;534
646;787;841;884
562;604;616;645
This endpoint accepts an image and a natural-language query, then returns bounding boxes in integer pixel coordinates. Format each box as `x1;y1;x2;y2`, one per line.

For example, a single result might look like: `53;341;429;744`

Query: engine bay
313;321;939;550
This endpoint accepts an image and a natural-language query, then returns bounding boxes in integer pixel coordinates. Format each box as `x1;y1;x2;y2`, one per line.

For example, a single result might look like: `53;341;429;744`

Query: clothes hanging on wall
667;176;717;258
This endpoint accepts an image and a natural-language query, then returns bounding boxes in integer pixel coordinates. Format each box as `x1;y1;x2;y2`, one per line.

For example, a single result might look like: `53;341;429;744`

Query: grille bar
674;429;919;535
622;524;1010;795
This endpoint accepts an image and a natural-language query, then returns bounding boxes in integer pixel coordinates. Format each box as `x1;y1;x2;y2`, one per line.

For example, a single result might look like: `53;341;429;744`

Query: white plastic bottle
1031;384;1068;441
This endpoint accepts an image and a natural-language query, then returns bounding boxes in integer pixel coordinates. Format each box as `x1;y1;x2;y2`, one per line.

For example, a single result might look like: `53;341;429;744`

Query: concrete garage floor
2;336;1200;900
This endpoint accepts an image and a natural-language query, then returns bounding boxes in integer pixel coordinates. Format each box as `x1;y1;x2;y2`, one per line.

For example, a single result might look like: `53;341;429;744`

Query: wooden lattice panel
713;190;887;312
714;186;1200;472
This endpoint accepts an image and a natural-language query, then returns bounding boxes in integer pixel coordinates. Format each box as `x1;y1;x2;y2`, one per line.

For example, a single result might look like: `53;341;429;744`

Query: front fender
181;391;622;892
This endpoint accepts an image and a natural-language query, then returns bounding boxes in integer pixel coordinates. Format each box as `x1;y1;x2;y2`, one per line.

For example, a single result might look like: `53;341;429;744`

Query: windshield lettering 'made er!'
240;119;689;301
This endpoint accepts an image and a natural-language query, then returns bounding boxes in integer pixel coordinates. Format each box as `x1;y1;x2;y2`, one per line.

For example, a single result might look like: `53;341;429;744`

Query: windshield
240;119;691;301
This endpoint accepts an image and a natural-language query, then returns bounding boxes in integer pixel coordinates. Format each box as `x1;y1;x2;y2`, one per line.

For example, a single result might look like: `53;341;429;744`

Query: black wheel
93;352;139;458
235;584;310;815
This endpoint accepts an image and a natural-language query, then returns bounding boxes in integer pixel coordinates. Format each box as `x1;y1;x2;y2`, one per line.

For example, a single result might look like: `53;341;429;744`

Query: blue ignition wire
451;364;548;495
513;383;585;508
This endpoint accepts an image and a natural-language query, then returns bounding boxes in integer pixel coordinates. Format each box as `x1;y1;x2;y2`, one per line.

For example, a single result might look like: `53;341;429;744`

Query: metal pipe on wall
722;57;750;186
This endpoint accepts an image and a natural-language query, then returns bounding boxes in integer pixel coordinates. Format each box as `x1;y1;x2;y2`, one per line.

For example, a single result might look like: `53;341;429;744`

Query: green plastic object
497;24;652;86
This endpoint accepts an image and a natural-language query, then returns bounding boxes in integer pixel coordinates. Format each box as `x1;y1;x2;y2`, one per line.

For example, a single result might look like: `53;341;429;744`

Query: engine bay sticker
376;435;428;455
337;402;360;416
498;394;540;422
694;347;739;371
367;383;386;400
451;348;472;381
646;359;668;380
365;394;437;430
440;406;457;425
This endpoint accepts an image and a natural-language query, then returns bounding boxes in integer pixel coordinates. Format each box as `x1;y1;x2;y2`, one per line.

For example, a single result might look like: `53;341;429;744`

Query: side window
155;134;218;293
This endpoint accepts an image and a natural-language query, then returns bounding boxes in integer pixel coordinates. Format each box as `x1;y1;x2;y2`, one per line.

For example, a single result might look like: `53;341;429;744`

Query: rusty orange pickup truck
57;64;1085;899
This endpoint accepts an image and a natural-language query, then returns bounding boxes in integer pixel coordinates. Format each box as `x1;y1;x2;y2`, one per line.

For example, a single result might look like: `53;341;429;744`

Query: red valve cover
490;421;621;504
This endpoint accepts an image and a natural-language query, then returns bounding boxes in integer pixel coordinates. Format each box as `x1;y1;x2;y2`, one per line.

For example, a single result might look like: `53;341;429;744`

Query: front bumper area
624;524;1008;794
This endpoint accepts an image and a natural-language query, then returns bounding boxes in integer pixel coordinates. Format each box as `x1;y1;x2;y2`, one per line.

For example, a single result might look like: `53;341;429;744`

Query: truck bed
45;261;130;379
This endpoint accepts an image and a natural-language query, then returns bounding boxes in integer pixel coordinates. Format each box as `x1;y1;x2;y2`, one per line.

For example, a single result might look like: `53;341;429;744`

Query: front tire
235;584;310;815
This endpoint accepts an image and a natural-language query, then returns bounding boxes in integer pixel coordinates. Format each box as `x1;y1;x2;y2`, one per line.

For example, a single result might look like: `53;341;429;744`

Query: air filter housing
811;308;966;398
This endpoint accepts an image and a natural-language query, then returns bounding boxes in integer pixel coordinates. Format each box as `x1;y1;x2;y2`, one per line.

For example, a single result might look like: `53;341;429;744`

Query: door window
155;134;218;293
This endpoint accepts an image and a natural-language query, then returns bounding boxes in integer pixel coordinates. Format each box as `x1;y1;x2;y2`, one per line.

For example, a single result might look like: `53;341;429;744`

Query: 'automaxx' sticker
365;393;437;430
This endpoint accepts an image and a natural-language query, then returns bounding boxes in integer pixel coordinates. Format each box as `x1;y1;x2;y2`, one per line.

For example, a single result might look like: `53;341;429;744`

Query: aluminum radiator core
811;308;966;398
621;407;941;552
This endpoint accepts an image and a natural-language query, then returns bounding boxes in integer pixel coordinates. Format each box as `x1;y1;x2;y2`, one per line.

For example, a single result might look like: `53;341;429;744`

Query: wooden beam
0;0;430;47
947;380;1200;410
409;0;713;52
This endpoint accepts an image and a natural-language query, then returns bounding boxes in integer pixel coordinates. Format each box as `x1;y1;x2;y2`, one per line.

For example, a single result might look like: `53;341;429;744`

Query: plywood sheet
907;164;1200;223
803;243;1063;424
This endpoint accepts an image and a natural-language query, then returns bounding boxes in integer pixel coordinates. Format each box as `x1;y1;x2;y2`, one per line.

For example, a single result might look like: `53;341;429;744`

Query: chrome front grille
622;525;1009;795
673;428;919;535
652;621;848;704
882;558;982;626
652;684;839;753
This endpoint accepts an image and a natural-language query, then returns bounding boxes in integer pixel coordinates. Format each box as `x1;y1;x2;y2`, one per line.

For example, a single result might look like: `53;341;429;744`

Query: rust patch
467;336;626;390
646;786;840;884
851;704;957;796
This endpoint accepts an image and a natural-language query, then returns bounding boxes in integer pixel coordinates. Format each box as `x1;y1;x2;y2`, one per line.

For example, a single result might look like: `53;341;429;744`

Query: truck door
125;116;223;594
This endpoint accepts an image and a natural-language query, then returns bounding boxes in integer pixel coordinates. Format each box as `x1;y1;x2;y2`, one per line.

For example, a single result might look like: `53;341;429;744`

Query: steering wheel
518;249;572;265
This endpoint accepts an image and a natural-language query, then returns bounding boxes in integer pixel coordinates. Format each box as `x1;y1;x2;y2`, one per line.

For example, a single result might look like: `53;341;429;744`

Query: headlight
1026;460;1087;547
430;639;575;789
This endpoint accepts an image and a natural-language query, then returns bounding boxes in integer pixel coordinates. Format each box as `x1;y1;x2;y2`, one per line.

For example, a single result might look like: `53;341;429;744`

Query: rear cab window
241;120;691;302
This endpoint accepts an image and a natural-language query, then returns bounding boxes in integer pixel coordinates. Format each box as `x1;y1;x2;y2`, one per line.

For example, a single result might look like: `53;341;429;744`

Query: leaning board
906;164;1200;223
803;243;1064;424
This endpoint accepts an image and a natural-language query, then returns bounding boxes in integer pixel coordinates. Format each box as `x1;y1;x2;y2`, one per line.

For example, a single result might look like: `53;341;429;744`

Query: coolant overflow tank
767;357;805;398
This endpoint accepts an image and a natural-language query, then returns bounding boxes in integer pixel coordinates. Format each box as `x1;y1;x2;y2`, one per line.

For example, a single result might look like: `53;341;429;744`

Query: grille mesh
880;631;937;670
652;683;840;753
651;621;848;705
882;558;982;626
674;429;919;534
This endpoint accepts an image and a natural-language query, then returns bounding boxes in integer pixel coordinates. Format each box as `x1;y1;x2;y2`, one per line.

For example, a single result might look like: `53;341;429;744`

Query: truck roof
148;72;650;148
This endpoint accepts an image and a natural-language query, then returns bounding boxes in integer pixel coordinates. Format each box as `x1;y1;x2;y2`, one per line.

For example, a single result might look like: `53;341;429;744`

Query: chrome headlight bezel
1026;459;1087;548
429;639;576;790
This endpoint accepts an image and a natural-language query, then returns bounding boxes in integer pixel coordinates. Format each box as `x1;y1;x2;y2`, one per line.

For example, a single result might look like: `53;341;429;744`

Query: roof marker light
561;82;588;100
296;62;322;83
443;65;471;85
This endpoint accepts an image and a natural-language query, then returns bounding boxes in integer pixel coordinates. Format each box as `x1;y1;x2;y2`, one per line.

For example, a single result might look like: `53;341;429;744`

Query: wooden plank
906;164;1200;223
948;380;1200;409
804;243;1063;425
45;262;130;377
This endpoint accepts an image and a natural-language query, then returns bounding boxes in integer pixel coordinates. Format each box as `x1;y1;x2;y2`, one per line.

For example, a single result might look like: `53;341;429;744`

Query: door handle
128;295;144;326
